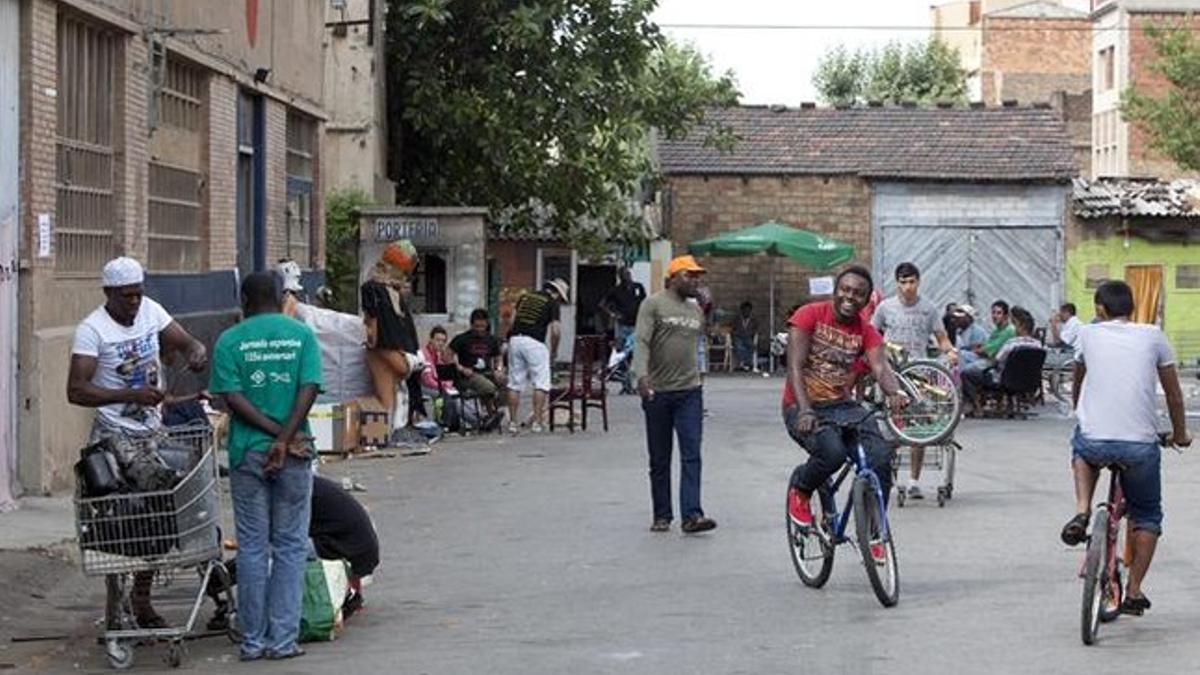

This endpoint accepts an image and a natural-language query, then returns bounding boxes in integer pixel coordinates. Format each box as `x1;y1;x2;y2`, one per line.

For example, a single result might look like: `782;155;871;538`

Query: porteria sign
375;217;439;243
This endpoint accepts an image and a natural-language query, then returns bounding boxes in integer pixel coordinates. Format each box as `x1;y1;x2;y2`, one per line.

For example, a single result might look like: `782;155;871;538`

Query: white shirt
72;298;174;433
1075;320;1175;443
1058;315;1082;349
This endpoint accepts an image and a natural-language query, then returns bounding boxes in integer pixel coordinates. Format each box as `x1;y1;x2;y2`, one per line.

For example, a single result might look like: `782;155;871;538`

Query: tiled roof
1073;177;1200;219
657;105;1078;182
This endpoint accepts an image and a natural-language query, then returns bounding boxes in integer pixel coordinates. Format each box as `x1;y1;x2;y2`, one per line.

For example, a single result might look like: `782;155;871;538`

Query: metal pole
769;257;776;376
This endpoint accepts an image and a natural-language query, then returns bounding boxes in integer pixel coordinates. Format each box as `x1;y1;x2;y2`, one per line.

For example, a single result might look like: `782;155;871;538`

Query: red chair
549;335;611;433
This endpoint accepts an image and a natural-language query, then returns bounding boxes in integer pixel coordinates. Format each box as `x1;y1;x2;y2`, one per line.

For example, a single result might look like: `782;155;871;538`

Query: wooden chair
549;335;611;433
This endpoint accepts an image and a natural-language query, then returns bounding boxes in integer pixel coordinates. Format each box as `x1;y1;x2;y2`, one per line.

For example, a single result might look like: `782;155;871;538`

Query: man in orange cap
632;255;717;534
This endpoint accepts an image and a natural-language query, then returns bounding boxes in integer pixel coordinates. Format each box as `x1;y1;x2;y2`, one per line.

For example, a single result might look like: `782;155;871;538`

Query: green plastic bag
299;560;336;643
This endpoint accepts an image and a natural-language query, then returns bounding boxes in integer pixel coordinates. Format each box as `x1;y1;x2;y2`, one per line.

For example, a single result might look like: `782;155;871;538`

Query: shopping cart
894;440;962;507
74;423;235;669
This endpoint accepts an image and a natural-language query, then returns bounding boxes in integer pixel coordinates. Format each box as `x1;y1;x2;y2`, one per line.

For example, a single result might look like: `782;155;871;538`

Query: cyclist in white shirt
1060;281;1191;616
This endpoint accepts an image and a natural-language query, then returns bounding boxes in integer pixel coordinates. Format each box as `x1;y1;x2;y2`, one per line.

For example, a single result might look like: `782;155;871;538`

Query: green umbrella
688;222;855;347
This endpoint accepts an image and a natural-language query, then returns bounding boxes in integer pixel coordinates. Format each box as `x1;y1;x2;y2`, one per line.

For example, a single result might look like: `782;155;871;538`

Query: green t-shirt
983;323;1016;359
209;313;323;468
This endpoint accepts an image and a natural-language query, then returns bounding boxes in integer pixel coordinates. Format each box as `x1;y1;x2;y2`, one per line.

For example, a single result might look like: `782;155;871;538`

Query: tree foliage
386;0;739;246
813;38;966;106
324;188;371;313
1120;20;1200;172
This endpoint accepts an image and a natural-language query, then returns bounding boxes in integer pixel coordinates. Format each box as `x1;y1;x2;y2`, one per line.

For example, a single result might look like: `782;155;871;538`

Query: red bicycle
1079;433;1176;645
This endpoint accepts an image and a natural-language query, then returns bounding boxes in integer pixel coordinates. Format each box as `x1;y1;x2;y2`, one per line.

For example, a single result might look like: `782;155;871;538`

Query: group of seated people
418;309;507;430
948;300;1080;415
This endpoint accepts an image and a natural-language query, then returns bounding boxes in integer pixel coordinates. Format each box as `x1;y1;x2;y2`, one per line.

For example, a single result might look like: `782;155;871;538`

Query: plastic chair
982;348;1047;419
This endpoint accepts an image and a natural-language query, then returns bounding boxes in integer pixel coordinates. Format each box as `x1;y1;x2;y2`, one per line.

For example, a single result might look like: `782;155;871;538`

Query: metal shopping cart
74;423;236;669
894;440;962;507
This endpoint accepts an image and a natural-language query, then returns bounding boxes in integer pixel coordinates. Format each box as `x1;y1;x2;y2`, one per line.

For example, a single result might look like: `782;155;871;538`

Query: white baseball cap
101;257;145;288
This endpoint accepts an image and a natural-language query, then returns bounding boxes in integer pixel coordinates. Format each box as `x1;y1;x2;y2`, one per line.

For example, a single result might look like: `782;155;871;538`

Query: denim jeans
230;450;314;656
733;335;755;368
783;401;894;497
1071;427;1163;535
960;359;994;404
642;387;704;521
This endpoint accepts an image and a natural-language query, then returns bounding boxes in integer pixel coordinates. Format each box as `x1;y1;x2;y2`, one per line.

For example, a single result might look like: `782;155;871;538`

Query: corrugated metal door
1;0;20;509
878;227;970;311
878;226;1060;318
966;228;1061;319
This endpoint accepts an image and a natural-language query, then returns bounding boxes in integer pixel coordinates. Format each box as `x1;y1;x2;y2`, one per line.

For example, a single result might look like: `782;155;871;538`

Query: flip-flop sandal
1060;512;1089;546
1120;594;1152;616
266;647;306;660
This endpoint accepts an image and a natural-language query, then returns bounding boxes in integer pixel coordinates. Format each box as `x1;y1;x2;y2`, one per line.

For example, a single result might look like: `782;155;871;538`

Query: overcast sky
651;0;1091;105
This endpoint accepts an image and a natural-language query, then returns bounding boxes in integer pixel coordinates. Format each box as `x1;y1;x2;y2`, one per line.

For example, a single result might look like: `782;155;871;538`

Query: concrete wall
665;174;873;333
323;0;392;202
358;207;489;339
1065;217;1200;362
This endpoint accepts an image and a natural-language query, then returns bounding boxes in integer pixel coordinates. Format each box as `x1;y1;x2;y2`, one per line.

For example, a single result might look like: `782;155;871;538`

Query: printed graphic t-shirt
72;298;174;433
871;296;943;358
782;301;882;408
210;313;324;468
450;331;502;374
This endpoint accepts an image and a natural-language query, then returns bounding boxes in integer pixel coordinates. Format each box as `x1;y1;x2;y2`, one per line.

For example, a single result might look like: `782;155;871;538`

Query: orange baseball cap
666;255;706;277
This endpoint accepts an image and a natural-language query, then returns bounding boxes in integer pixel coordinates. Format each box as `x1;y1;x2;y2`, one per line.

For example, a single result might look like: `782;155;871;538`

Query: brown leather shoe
681;516;717;534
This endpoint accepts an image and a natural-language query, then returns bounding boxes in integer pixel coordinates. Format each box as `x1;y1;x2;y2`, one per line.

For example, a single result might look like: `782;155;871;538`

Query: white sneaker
507;422;520;435
529;422;545;434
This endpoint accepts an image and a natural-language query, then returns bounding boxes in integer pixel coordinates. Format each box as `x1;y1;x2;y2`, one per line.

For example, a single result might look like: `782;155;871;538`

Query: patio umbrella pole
769;257;775;375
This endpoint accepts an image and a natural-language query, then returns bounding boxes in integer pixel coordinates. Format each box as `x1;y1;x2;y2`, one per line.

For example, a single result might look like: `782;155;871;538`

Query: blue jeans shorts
1071;427;1162;535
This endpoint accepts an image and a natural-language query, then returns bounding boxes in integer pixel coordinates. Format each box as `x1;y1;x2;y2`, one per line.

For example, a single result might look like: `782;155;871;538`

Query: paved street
24;375;1200;673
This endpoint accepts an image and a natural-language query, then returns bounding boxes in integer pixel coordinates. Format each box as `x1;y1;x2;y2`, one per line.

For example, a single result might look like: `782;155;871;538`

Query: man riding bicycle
784;266;908;559
1060;280;1191;616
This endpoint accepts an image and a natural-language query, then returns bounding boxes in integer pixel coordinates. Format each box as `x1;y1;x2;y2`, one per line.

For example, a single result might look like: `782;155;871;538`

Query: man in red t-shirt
783;266;908;536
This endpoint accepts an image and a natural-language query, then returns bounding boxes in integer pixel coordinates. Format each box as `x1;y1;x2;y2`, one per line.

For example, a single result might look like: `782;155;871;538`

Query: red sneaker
788;488;813;527
870;543;887;564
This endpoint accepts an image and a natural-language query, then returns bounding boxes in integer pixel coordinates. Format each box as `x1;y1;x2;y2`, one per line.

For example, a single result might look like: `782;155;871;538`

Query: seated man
450;309;506;413
783;266;908;561
960;306;1043;410
1060;281;1191;616
953;305;987;360
1045;303;1082;397
731;301;759;371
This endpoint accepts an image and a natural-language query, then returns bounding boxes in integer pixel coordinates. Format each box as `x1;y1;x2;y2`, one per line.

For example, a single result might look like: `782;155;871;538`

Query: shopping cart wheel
105;638;134;670
166;641;183;668
936;488;947;508
897;488;907;508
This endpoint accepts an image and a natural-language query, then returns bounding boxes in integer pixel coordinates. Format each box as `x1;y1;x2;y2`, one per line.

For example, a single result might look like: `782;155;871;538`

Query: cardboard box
309;401;361;454
356;396;391;449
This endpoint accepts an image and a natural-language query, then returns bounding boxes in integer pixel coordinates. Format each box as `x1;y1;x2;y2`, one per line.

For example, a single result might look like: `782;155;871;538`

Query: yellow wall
1066;234;1200;364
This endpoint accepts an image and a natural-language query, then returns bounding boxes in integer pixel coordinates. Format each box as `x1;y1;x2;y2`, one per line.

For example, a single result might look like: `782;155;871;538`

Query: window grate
148;162;203;271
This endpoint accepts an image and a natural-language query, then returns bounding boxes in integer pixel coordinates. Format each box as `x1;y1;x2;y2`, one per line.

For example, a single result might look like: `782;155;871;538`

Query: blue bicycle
787;405;900;607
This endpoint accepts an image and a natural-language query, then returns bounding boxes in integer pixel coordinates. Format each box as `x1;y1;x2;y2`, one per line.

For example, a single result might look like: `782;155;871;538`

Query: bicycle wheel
852;476;899;607
1081;509;1109;646
1098;516;1124;623
787;487;834;588
885;360;961;446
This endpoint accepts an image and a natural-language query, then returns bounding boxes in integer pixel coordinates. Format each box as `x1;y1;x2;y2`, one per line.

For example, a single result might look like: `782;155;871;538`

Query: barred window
285;110;316;266
1084;264;1109;289
148;163;203;271
147;54;207;272
158;58;203;131
56;13;119;273
1177;264;1200;290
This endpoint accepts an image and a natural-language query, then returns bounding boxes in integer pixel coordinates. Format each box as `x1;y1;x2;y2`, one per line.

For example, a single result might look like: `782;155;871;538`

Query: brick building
1091;0;1200;179
9;0;330;494
657;104;1077;338
932;0;1091;105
